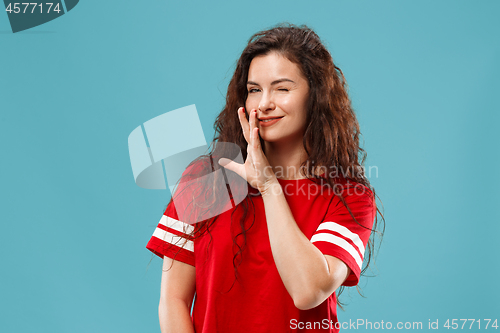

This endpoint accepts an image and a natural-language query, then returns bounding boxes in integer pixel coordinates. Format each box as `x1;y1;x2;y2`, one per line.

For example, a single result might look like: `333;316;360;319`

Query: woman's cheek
279;96;293;109
245;96;257;110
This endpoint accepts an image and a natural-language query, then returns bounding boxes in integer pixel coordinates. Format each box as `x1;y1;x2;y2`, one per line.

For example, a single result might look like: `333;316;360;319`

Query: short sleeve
310;183;376;286
145;160;209;267
146;199;196;267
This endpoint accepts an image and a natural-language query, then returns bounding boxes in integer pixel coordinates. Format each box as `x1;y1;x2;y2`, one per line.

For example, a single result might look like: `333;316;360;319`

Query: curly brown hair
158;22;385;310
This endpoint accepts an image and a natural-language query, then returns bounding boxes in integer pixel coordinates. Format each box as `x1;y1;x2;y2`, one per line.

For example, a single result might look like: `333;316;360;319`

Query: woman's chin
260;135;290;145
259;134;279;143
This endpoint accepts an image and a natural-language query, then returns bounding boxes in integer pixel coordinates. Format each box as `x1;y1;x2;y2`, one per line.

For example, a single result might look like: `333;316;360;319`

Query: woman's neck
263;140;309;180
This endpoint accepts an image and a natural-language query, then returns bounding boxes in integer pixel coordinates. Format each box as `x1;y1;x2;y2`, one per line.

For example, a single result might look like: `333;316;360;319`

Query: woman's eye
248;88;288;93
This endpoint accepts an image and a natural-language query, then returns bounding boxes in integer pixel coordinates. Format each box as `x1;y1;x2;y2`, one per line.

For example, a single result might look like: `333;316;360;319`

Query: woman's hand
218;107;278;195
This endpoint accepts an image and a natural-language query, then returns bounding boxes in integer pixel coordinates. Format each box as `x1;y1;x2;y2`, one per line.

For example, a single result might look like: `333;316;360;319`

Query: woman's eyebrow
247;78;296;86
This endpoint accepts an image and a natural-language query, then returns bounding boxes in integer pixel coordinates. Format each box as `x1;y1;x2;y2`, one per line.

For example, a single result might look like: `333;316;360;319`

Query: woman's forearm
159;298;195;333
261;181;336;310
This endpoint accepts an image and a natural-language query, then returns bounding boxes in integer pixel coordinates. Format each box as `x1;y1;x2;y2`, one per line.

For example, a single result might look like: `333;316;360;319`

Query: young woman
146;23;384;332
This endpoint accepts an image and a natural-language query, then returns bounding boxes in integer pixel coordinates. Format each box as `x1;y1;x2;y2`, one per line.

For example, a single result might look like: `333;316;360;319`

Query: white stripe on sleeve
315;222;365;257
158;215;195;234
152;227;194;252
311;221;366;269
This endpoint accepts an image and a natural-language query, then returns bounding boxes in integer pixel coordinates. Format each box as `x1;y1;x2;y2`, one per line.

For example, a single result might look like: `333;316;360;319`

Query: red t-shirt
146;165;376;332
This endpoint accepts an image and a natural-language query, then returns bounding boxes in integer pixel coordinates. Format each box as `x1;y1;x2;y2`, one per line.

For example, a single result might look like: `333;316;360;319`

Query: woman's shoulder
317;175;375;205
180;156;213;179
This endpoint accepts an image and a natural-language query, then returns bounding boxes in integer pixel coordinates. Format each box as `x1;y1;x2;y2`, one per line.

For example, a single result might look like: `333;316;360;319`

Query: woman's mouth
259;116;284;127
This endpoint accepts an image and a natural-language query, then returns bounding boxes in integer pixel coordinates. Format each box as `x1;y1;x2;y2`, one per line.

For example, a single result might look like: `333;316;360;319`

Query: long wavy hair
159;22;385;309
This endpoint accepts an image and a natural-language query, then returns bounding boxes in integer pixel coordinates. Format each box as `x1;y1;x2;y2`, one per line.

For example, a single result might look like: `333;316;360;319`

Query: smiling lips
258;116;284;127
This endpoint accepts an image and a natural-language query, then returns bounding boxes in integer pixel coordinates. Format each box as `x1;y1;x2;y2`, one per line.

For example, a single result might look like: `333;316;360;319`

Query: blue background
1;0;498;332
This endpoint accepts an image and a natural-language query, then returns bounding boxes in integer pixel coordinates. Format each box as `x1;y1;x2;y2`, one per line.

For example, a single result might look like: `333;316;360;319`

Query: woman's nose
258;91;275;112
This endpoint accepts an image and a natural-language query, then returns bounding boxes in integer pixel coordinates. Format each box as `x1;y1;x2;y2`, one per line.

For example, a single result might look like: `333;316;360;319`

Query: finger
253;127;260;150
249;109;257;144
250;127;264;168
238;107;251;143
248;109;253;142
218;158;247;180
246;128;260;170
251;111;261;149
248;110;260;150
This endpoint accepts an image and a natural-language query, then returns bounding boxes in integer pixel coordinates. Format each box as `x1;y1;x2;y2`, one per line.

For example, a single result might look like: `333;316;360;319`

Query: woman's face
245;51;310;146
